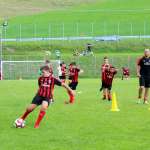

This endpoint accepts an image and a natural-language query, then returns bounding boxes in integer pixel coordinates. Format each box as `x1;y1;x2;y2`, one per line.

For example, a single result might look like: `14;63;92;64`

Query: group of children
15;58;130;128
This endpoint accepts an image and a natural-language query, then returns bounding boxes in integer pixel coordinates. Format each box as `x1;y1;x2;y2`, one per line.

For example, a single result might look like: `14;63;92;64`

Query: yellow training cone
111;92;120;112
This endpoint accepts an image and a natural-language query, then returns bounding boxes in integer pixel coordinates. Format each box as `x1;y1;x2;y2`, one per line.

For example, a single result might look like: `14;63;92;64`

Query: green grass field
2;0;150;38
1;78;150;150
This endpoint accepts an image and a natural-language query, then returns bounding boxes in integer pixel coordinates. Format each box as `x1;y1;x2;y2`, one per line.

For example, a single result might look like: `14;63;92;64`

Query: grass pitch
0;78;150;150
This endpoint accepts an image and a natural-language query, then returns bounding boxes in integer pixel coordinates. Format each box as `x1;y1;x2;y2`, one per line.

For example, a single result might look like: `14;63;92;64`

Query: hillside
0;0;96;17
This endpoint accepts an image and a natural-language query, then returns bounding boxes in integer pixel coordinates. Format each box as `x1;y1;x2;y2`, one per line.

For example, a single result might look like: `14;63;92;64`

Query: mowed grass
3;0;150;38
0;78;150;150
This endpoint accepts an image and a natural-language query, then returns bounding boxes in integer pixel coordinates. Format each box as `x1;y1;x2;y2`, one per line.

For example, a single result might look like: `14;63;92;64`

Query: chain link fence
1;55;137;79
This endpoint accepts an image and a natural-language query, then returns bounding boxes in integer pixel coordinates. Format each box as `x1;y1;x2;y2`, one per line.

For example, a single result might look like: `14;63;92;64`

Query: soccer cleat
102;97;106;100
137;99;141;104
64;101;70;104
34;124;39;128
144;101;149;105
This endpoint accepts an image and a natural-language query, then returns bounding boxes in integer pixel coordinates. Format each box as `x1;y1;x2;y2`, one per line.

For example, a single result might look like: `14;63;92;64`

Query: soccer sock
108;94;112;100
69;95;75;103
21;110;32;120
34;110;46;128
103;94;106;98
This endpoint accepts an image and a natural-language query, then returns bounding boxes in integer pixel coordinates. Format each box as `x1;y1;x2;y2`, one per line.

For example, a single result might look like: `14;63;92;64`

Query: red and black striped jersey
72;68;80;82
61;65;67;76
68;65;74;79
37;75;62;99
101;64;112;81
122;67;130;75
104;69;117;86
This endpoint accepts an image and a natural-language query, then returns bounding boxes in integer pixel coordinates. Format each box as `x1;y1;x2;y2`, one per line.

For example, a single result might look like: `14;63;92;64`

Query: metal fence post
103;22;106;36
91;22;94;36
48;23;51;46
62;22;65;38
19;24;22;41
76;22;79;37
34;24;37;38
144;21;146;35
130;22;133;36
117;22;120;35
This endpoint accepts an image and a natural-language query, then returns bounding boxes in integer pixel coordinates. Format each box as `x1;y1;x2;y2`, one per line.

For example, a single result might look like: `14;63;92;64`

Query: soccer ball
14;118;25;128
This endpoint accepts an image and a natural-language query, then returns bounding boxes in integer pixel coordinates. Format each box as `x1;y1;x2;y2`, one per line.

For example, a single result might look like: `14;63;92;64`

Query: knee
140;86;145;90
26;107;34;112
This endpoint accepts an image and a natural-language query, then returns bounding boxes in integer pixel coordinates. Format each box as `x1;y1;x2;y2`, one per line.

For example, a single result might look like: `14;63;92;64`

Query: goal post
1;60;60;80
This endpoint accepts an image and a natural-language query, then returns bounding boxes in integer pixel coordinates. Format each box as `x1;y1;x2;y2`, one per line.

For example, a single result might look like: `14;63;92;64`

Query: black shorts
59;76;66;80
69;82;78;90
139;76;150;88
68;76;73;80
101;81;112;90
31;95;51;106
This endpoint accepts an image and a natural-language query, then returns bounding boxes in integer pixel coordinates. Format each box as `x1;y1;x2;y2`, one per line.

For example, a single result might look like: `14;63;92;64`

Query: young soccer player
136;49;150;104
15;65;74;128
100;66;117;101
122;67;130;80
100;56;112;100
66;62;83;104
58;61;67;83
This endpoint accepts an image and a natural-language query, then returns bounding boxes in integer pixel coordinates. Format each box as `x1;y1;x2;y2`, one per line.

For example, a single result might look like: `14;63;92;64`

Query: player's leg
143;77;150;104
34;100;49;128
137;86;145;103
65;82;77;104
122;74;124;80
102;88;107;100
137;77;145;104
20;95;40;120
144;88;149;104
20;104;37;120
108;85;112;101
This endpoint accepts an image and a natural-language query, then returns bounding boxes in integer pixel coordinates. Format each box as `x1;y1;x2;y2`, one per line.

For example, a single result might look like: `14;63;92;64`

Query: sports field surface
1;78;150;150
2;0;150;37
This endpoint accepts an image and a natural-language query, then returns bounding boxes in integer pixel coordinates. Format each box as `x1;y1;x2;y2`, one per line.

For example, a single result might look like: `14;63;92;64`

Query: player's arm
136;58;141;77
77;66;83;74
62;83;75;96
54;78;75;96
38;77;41;86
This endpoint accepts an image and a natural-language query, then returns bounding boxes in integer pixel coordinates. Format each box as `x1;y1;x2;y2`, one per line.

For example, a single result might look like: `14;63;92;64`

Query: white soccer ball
14;118;25;128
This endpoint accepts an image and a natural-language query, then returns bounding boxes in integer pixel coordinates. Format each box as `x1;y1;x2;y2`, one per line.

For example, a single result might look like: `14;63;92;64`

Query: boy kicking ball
14;65;74;128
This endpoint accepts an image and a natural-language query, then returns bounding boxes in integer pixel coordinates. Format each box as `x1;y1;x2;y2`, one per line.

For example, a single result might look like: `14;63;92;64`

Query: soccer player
100;56;112;100
122;67;130;80
101;66;118;101
66;62;83;104
136;49;150;104
58;61;67;83
15;65;74;128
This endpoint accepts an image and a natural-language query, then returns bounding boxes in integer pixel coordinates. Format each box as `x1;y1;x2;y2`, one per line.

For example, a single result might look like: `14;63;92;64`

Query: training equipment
110;92;120;112
14;118;25;128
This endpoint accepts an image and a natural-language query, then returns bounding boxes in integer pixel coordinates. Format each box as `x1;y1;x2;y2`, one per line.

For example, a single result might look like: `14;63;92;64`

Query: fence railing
2;21;150;39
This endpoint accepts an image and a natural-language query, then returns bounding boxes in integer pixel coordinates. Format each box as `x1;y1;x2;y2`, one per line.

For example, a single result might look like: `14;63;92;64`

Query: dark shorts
69;82;78;90
101;81;112;91
59;76;66;80
68;76;73;80
139;76;150;88
31;95;51;106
